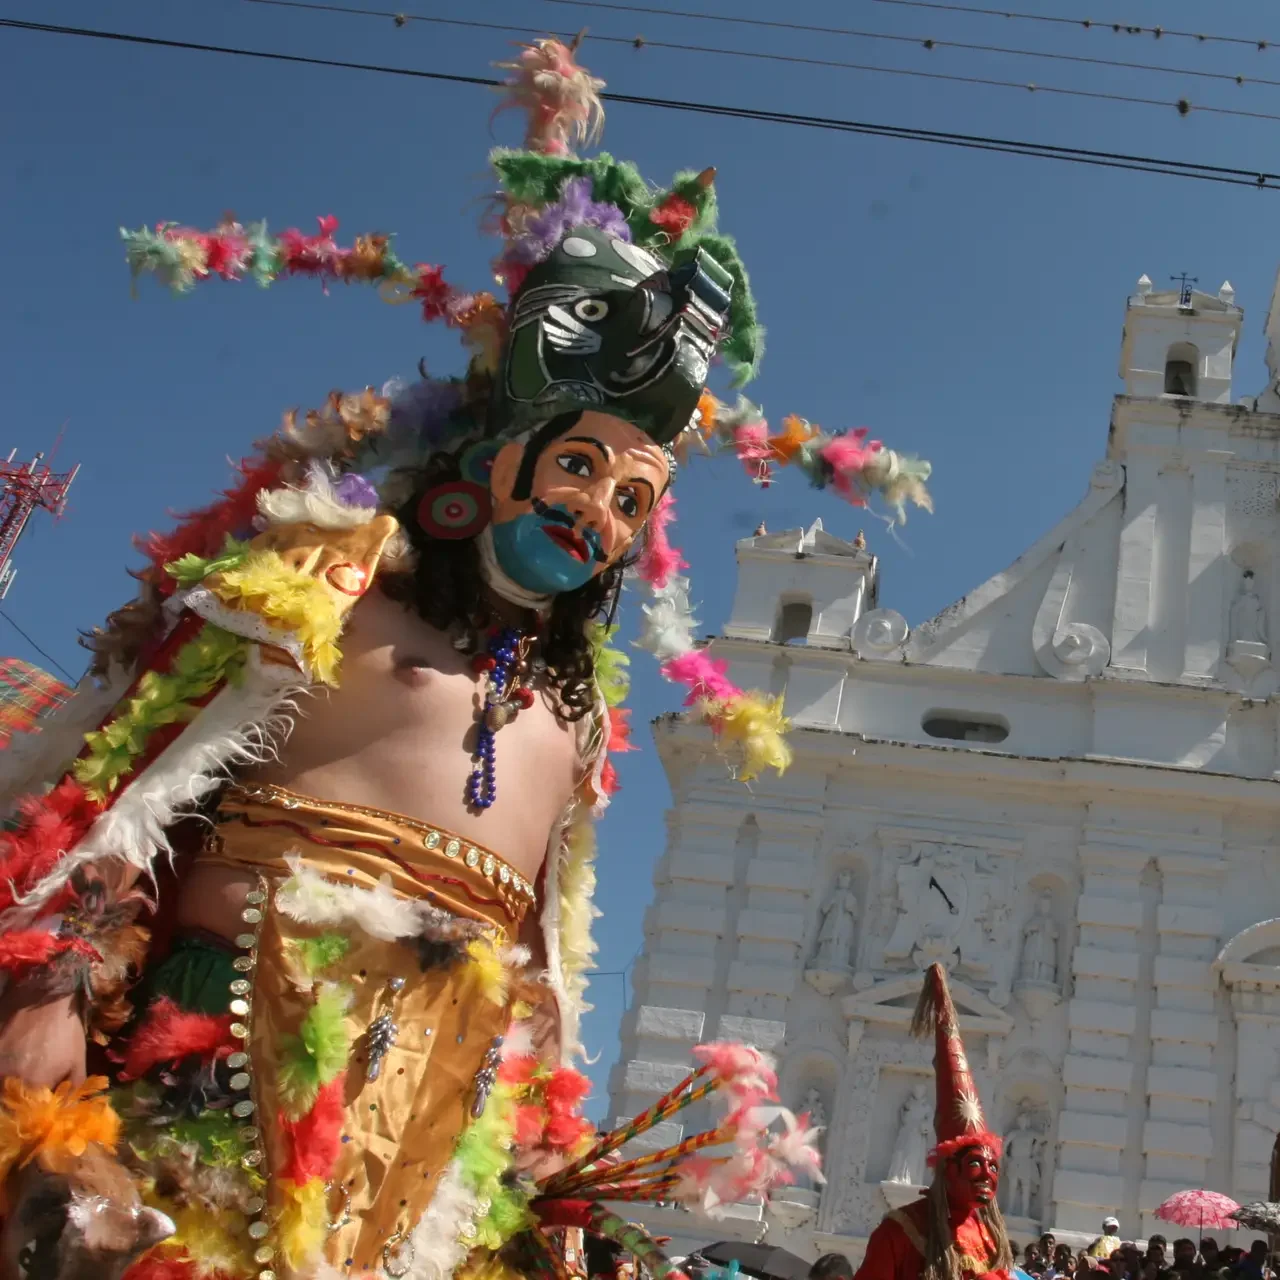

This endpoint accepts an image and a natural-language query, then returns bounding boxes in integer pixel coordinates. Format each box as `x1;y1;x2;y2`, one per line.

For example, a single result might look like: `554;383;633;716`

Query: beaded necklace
466;625;538;811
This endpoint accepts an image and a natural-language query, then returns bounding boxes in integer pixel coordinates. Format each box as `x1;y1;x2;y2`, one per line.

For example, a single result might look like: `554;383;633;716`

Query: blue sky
6;0;1280;1115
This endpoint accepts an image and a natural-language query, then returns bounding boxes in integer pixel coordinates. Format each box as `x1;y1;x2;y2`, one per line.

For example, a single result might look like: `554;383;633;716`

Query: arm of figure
0;853;150;1087
855;1219;914;1280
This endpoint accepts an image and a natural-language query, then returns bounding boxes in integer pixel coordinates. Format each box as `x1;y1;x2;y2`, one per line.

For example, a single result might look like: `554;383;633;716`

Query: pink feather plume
635;492;688;589
692;1041;778;1102
660;651;742;707
819;431;882;500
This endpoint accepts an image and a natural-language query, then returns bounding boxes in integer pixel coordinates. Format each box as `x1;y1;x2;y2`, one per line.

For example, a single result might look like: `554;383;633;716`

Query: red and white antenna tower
0;426;79;600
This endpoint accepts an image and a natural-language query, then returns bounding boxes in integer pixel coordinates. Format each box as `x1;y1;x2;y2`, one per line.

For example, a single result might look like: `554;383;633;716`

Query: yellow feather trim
162;1199;253;1276
466;936;511;1007
204;549;346;684
558;811;601;1025
701;691;793;780
278;1177;328;1270
457;1254;528;1280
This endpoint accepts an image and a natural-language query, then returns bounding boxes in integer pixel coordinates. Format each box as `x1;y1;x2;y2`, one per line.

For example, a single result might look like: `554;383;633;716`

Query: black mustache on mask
531;497;608;563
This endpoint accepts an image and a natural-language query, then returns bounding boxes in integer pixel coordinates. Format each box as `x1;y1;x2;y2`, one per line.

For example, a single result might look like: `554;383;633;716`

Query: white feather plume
634;575;699;661
275;854;422;941
257;462;375;531
401;1155;483;1280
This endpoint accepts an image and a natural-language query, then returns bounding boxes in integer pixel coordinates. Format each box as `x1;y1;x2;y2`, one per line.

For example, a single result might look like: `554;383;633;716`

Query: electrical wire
534;0;1280;92
231;0;1280;124
865;0;1277;52
3;16;1278;189
0;608;79;684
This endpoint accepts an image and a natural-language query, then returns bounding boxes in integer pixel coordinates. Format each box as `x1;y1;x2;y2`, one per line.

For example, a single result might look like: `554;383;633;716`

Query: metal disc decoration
417;480;492;540
458;440;502;487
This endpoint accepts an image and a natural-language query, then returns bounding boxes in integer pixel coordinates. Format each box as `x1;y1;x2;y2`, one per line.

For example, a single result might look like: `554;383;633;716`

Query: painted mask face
493;225;733;446
487;411;670;595
944;1144;1000;1210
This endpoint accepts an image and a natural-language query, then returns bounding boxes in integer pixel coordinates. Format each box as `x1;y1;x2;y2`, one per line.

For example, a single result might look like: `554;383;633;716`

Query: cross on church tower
1171;272;1198;311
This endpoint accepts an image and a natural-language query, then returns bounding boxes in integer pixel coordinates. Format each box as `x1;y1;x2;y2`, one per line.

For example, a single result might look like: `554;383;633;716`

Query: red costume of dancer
855;964;1013;1280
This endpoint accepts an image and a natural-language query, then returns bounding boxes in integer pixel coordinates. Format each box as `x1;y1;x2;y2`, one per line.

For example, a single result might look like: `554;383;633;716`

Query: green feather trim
586;623;630;707
165;536;252;588
277;983;352;1121
75;625;247;799
675;232;763;386
456;1080;533;1249
291;933;351;978
491;151;654;227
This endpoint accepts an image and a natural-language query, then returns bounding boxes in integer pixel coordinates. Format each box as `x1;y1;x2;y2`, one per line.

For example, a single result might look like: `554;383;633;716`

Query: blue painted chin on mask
490;506;603;595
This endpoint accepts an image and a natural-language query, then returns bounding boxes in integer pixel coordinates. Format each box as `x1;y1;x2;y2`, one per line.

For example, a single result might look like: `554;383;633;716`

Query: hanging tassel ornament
467;627;538;811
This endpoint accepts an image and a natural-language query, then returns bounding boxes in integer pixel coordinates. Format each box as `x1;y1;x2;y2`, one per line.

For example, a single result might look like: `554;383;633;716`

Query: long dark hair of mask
382;417;630;723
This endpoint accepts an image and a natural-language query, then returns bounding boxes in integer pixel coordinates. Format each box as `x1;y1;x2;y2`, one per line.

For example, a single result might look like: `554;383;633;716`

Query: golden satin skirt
130;782;536;1278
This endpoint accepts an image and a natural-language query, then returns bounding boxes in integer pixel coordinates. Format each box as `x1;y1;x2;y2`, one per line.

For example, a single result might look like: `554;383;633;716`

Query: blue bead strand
467;627;522;811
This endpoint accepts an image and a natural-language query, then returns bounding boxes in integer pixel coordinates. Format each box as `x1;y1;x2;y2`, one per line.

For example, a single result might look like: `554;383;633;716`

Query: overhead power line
536;0;1280;91
0;609;78;684
866;0;1278;52
2;16;1278;189
234;0;1280;124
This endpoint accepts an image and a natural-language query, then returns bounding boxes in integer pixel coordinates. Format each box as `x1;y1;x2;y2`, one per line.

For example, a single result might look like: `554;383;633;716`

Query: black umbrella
700;1243;812;1280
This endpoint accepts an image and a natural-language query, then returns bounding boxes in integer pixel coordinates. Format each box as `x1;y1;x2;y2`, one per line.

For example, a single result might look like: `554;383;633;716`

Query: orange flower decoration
0;1076;120;1181
766;414;816;464
695;390;721;438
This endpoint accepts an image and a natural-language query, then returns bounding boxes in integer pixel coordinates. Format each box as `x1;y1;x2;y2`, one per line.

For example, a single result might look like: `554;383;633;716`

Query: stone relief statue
790;1087;829;1190
1231;571;1270;649
1017;893;1060;987
1000;1109;1043;1220
805;871;859;994
801;1086;828;1137
885;1081;932;1186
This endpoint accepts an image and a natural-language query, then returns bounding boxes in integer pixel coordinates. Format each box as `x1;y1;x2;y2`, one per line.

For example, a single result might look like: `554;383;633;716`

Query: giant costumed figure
855;965;1013;1280
0;38;931;1280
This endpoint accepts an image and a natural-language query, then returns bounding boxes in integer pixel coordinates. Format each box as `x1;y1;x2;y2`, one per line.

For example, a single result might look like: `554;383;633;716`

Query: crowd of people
1011;1225;1276;1280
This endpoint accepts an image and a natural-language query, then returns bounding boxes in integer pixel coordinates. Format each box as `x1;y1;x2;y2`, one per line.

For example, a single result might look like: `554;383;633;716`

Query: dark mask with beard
492;225;734;446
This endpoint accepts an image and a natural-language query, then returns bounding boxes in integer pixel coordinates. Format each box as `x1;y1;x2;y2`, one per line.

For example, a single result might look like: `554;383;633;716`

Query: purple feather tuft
506;176;631;265
334;472;379;508
386;377;466;447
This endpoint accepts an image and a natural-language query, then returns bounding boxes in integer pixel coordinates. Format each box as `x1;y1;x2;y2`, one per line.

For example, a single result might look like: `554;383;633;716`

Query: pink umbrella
1156;1190;1242;1240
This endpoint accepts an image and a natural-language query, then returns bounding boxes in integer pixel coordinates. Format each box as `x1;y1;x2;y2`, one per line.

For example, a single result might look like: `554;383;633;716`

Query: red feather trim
513;1102;546;1149
928;1132;1003;1166
0;930;100;976
598;758;619;797
648;195;698;239
116;998;236;1081
0;778;102;915
122;1252;198;1280
544;1066;591;1111
279;1074;345;1183
532;1198;595;1229
137;454;284;594
607;707;634;753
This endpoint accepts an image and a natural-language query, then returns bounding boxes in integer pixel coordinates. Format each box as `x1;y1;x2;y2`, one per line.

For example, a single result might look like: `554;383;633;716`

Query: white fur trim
0;653;302;928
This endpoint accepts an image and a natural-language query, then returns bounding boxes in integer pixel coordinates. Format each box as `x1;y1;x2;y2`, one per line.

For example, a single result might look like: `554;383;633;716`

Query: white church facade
606;274;1280;1260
